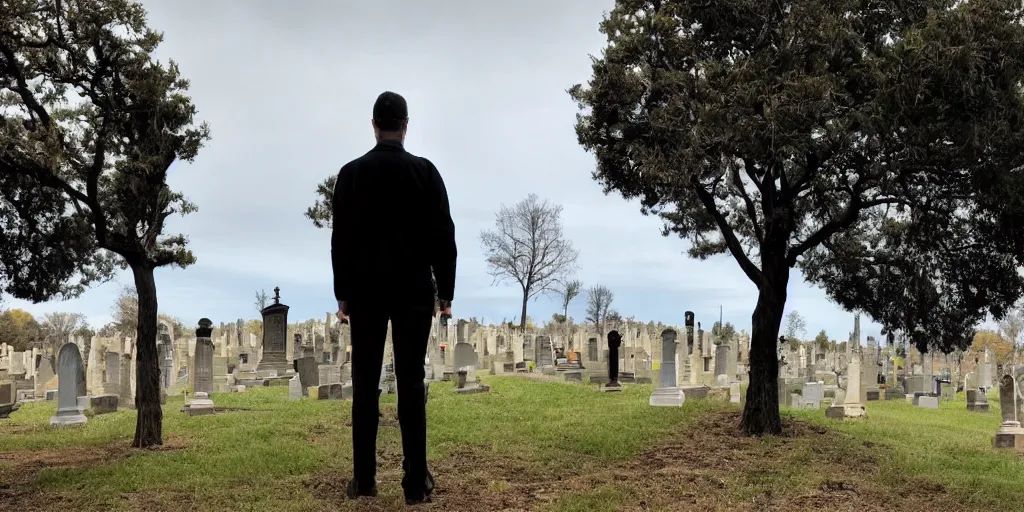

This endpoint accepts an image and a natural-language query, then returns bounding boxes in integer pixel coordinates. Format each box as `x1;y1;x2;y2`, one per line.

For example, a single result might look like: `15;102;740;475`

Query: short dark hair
373;91;408;132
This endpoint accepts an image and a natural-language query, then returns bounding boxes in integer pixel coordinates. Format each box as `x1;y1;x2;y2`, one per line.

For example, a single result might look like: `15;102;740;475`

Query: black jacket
331;140;457;305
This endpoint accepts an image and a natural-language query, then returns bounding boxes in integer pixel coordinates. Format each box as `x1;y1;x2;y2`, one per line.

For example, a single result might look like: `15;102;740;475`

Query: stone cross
273;286;281;305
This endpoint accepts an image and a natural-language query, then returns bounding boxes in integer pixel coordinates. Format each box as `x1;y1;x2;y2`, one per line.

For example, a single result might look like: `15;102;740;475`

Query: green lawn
1;379;1022;511
0;377;726;511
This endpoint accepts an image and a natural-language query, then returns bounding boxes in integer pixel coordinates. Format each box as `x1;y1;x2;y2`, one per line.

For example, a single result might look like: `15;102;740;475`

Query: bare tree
255;289;269;315
557;279;583;325
585;284;615;336
480;194;579;331
112;286;139;338
999;308;1024;365
783;310;807;343
40;312;87;353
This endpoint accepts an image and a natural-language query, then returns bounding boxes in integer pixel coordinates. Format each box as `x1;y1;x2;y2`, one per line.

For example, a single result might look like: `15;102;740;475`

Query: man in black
332;91;457;505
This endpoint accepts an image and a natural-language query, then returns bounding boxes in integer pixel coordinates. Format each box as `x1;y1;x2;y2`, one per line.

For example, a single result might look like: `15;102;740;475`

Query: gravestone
967;389;990;412
650;329;684;406
288;374;303;400
714;343;730;380
296;356;319;396
183;319;216;416
917;395;939;409
104;351;121;395
0;380;19;418
825;356;866;419
994;373;1024;449
50;343;87;426
453;342;478;371
802;382;823;409
535;336;553;367
158;324;174;389
601;331;622;392
258;287;293;377
587;338;598;361
119;354;133;408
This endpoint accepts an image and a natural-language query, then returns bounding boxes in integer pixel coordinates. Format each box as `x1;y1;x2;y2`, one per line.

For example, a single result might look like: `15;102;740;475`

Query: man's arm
331;167;354;302
426;160;457;302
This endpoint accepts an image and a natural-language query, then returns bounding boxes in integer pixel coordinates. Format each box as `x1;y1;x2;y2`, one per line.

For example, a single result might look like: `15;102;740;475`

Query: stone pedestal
995;421;1024;450
967;389;990;412
183;392;215;416
649;387;686;407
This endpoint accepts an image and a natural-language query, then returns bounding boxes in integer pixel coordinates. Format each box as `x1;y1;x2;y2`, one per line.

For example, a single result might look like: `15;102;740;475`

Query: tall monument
257;287;293;378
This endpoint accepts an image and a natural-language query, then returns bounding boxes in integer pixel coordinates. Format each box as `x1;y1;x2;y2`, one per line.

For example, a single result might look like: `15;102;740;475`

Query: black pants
349;301;433;492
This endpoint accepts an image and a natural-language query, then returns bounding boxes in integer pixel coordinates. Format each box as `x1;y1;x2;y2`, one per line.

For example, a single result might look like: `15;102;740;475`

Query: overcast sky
9;0;893;342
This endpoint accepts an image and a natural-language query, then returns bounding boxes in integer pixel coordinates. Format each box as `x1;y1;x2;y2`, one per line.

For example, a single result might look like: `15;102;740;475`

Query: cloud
9;0;970;345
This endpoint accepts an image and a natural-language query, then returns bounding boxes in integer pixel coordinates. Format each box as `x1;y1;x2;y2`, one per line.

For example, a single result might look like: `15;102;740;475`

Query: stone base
590;375;610;385
88;395;119;415
994;431;1024;450
0;402;20;418
865;390;880;401
600;382;622;393
182;392;215;416
455;384;490;395
265;376;292;387
50;411;87;426
564;372;583;383
917;396;939;409
679;386;711;400
825;404;866;419
967;403;990;413
441;372;454;382
649;387;686;407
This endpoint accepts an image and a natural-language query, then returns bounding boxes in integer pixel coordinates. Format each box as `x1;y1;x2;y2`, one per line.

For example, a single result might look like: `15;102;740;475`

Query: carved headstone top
196;318;214;339
1001;373;1018;424
608;330;622;349
273;286;281;305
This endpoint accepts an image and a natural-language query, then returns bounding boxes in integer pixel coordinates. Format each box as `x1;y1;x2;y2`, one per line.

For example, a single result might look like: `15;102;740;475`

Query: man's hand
437;299;452;317
337;300;350;322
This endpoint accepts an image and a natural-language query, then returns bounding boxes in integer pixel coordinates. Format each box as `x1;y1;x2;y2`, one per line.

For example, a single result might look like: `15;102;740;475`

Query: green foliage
814;330;829;352
0;0;210;297
0;308;41;351
712;321;736;345
570;0;1024;359
305;175;336;229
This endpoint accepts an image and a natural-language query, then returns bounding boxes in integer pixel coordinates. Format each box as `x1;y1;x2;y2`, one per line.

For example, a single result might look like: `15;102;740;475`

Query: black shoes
403;470;435;505
347;472;433;503
345;478;378;499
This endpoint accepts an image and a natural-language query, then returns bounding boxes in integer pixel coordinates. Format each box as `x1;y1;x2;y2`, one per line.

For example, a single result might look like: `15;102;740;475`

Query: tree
814;330;830;353
254;289;269;314
0;0;210;448
783;311;807;344
585;284;614;336
998;308;1024;359
304;176;336;229
971;330;1014;366
112;286;139;338
480;194;579;331
571;0;1024;435
556;279;583;325
245;319;263;342
39;312;87;353
0;309;41;351
711;321;736;345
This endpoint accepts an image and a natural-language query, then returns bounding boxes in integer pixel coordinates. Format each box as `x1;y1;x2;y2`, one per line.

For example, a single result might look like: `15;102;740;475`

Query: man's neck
376;137;403;147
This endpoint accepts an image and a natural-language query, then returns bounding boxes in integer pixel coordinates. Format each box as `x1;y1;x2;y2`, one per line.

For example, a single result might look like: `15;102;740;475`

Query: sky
7;0;893;342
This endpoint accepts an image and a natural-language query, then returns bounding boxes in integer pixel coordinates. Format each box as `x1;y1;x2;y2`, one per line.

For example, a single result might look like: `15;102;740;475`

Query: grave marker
50;343;87;426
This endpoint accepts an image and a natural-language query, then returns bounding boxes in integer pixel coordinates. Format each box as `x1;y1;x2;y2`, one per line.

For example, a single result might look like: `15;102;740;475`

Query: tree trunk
740;265;789;436
131;262;163;448
519;289;529;332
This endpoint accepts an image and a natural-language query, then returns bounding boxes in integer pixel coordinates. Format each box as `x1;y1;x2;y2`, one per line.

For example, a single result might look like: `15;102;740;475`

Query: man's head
372;91;409;143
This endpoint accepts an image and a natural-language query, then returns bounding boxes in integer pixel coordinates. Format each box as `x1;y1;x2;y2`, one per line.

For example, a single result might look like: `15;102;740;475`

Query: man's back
331;141;456;306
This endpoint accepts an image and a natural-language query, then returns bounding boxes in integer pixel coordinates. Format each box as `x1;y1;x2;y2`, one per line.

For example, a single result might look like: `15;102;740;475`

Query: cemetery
7;0;1024;511
2;300;1024;510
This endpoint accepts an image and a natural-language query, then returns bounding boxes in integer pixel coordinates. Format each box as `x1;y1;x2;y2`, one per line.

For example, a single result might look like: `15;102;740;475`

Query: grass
2;378;1024;511
0;376;727;511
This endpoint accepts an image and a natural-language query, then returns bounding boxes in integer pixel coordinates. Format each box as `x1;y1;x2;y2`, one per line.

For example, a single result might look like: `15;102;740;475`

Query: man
332;91;457;505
